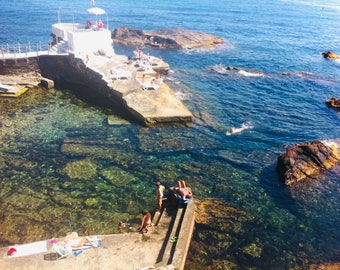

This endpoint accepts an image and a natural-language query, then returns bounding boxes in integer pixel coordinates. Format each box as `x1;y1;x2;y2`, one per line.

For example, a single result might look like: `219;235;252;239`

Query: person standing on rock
156;181;165;212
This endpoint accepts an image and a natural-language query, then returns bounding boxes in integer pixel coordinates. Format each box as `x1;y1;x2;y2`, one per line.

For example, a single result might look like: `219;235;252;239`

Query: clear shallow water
1;0;340;268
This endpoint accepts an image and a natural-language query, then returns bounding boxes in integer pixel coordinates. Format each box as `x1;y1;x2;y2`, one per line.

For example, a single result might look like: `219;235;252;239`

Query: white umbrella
87;7;106;15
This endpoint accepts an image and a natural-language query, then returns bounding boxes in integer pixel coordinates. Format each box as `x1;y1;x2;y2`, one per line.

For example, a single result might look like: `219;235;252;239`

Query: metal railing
0;42;52;59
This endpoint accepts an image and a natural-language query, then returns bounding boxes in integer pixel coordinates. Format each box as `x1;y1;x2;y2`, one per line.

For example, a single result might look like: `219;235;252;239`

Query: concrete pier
1;51;193;126
1;200;196;270
37;52;193;126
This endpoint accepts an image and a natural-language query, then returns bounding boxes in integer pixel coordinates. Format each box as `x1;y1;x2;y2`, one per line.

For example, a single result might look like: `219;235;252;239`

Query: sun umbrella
87;7;106;15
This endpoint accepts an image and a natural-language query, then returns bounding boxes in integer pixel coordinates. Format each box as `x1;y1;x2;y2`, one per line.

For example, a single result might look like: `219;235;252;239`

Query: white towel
8;241;47;258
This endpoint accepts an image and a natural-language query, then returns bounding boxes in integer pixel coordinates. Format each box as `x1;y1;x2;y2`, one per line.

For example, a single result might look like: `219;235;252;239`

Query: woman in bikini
138;210;152;233
175;180;193;199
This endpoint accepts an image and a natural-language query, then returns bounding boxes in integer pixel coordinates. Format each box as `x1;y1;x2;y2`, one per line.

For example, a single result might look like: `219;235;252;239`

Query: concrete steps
153;199;196;270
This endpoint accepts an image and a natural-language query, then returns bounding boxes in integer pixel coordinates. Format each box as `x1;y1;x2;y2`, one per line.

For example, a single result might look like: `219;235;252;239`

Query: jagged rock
276;140;340;185
326;97;340;109
322;50;340;59
112;27;225;49
40;77;54;89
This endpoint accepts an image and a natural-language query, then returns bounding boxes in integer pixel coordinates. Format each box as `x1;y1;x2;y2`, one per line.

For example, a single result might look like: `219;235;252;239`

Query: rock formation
322;50;340;59
112;27;225;49
210;65;264;76
326;97;340;109
276;140;339;185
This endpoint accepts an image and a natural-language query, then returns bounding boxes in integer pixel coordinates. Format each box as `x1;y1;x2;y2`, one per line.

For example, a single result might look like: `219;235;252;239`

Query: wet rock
40;77;54;89
276;140;340;185
112;27;225;49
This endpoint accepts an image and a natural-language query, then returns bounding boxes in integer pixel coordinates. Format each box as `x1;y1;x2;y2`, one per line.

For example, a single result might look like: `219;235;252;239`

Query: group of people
135;182;165;234
135;180;193;234
85;19;104;30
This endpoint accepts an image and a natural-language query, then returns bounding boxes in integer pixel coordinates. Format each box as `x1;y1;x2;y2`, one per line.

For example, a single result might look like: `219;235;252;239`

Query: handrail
0;42;52;59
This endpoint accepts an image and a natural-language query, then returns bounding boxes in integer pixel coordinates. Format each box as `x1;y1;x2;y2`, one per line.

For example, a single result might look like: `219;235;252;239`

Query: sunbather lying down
175;180;193;200
52;232;101;252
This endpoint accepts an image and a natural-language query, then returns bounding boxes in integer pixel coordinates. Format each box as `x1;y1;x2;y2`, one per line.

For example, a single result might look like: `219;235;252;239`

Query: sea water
1;0;340;268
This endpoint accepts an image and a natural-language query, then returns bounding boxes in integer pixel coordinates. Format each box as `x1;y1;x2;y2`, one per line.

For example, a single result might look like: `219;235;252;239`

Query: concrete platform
87;53;193;126
1;200;196;270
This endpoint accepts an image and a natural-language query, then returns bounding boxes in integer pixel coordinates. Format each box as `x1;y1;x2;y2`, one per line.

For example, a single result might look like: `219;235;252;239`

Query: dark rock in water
276;140;339;185
40;77;54;89
112;27;225;49
322;50;340;59
325;97;340;109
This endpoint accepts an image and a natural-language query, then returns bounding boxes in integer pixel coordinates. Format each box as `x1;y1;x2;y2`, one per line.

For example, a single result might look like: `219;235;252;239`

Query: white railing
0;42;52;59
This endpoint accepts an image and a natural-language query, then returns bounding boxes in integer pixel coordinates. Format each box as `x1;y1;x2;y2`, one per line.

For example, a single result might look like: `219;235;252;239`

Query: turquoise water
1;0;340;268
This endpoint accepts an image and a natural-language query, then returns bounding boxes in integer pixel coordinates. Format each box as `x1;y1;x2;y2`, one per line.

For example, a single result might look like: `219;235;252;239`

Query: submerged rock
63;158;98;180
186;198;262;269
112;27;225;49
276;140;340;185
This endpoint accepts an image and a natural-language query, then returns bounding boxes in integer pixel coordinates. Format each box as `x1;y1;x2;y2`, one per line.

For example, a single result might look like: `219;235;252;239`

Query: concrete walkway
1;201;195;270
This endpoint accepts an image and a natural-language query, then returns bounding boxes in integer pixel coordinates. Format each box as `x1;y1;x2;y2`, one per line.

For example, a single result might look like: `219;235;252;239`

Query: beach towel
8;241;47;258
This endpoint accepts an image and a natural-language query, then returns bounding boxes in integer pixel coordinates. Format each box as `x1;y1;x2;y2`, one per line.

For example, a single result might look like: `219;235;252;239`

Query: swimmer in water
227;122;253;136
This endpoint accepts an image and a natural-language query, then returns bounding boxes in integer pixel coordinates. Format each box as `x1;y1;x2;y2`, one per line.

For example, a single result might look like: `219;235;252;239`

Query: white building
51;8;114;57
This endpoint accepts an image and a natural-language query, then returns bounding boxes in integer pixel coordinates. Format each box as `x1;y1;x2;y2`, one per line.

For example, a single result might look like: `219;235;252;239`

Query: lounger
142;81;159;90
52;243;70;260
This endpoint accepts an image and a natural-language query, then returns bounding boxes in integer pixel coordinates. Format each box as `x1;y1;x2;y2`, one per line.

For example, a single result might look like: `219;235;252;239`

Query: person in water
175;180;193;200
138;210;152;233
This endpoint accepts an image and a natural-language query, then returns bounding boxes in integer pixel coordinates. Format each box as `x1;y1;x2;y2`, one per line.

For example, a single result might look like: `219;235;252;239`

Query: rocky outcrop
322;50;340;59
112;27;225;49
210;65;264;76
326;97;340;109
276;140;340;185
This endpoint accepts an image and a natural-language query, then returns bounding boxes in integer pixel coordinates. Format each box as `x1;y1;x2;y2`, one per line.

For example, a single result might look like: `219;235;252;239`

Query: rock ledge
112;27;225;49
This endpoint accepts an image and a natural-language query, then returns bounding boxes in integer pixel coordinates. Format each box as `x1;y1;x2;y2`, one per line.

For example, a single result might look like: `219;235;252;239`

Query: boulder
276;140;339;185
326;97;340;109
40;77;54;89
112;27;225;49
322;50;340;59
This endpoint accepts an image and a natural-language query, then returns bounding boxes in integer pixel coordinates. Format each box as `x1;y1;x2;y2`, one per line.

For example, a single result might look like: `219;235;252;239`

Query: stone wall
0;57;40;76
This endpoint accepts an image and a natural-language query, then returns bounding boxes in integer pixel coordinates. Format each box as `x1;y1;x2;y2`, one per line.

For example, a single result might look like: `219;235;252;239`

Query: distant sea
1;0;340;269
